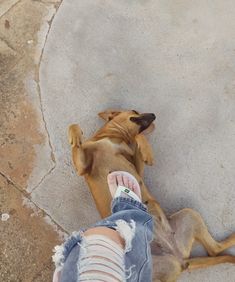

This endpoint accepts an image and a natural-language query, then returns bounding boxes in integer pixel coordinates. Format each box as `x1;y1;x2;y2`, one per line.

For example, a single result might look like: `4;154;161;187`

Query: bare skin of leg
83;171;142;247
54;173;141;282
83;226;125;248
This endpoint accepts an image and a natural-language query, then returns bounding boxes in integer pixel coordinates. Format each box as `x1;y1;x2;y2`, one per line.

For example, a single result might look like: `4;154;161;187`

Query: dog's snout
142;113;156;121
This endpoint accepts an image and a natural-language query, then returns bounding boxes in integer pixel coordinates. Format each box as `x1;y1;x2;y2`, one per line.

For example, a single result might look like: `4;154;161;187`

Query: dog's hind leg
169;208;235;258
195;225;235;256
185;255;235;270
68;124;91;175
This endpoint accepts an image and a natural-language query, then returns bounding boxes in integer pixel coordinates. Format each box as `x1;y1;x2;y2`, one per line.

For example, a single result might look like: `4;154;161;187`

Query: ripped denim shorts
52;197;154;282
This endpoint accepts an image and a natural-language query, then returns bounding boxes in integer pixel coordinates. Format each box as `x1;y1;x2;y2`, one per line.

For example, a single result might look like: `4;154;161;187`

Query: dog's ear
98;109;123;121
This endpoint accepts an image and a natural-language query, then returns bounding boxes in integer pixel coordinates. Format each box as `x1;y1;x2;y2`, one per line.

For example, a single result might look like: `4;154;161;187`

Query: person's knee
78;232;126;281
84;226;125;249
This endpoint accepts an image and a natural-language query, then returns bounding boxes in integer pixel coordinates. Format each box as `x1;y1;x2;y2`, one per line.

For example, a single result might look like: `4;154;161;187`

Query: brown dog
69;109;235;282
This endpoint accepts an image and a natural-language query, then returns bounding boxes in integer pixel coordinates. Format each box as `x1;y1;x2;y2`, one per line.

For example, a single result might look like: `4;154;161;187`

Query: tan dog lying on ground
69;109;235;282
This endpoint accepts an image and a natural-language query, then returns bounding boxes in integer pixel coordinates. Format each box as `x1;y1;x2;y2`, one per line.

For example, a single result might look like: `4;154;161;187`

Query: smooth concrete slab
34;0;235;280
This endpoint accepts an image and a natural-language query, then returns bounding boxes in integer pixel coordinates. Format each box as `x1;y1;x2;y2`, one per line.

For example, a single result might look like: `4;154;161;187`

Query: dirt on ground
0;1;65;281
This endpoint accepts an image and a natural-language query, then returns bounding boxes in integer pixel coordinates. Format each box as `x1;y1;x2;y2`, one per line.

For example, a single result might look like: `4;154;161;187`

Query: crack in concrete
29;1;63;193
0;170;69;235
36;1;63;81
1;0;66;233
0;36;17;53
0;171;25;194
0;0;22;19
30;160;56;192
33;0;61;4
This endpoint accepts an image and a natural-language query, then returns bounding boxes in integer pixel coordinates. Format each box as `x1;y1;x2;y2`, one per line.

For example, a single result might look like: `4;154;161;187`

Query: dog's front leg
135;134;154;165
134;134;154;176
68;124;91;175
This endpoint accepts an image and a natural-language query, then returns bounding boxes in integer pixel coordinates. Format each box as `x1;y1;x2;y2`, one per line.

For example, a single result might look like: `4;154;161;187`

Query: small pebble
1;213;10;221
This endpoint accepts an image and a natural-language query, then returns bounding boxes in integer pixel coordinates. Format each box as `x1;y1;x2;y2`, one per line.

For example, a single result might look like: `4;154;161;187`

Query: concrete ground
0;0;64;281
1;0;235;281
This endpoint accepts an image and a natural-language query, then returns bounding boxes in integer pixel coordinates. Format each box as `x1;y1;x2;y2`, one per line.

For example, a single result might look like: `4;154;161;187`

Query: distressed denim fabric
52;196;154;282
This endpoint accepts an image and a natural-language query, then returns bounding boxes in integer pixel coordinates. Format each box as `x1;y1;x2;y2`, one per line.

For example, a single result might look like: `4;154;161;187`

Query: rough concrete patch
0;0;63;281
0;68;48;190
44;215;68;240
0;0;59;191
0;37;17;74
40;0;61;3
32;260;57;282
0;174;62;282
22;196;41;216
0;65;45;189
0;0;20;18
25;75;55;192
0;0;60;62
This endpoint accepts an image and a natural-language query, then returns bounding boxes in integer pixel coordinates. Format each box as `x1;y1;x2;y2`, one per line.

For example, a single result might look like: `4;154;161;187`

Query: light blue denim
56;196;154;282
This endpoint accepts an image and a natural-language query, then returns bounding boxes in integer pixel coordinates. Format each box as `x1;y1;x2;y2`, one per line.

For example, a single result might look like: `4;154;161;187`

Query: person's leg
81;171;142;246
53;171;153;282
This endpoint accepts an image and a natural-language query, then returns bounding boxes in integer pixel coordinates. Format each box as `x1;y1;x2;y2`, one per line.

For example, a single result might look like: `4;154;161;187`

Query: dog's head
98;109;156;136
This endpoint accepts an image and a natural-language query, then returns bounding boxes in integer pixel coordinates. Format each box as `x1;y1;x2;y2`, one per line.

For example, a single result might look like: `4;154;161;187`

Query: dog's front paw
68;124;83;148
141;149;154;166
135;134;154;166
